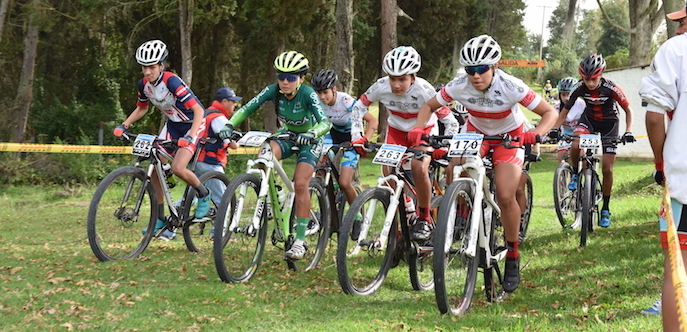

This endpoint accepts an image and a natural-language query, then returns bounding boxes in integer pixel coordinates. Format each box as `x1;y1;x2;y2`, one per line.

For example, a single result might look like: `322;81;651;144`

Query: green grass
0;154;665;331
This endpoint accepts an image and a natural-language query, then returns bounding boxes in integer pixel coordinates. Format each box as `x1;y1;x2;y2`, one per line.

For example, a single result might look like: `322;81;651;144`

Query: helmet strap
280;82;301;97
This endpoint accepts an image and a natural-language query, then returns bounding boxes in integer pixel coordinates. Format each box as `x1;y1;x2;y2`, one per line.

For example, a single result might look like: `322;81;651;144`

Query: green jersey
228;83;331;136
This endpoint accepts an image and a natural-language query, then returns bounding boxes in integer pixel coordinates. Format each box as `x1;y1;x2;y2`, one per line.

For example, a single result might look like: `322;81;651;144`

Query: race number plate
579;134;601;149
237;131;270;147
372;144;407;167
132;134;155;157
448;133;483;157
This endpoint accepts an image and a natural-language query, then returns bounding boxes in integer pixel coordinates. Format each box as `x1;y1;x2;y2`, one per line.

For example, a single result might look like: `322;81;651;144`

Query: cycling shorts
386;125;434;147
660;198;687;250
324;132;359;169
465;123;525;167
574;115;620;155
159;121;202;155
273;137;324;169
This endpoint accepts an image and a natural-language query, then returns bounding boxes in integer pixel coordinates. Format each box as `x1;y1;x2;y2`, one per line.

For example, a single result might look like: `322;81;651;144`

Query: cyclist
639;31;687;331
551;77;585;162
415;34;557;293
350;46;459;243
552;53;635;228
113;39;211;240
544;79;553;101
218;51;331;260
311;68;378;207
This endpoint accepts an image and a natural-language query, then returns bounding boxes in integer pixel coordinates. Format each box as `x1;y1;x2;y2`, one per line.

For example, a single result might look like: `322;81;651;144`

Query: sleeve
639;39;681;114
518;89;543;111
564;86;584;110
166;74;201;109
611;83;631;109
435;106;460;136
228;85;276;127
136;79;149;108
351;91;375;140
306;90;332;137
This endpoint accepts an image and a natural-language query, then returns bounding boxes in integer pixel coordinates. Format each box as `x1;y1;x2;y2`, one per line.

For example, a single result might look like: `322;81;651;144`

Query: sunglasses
465;65;493;75
277;73;300;82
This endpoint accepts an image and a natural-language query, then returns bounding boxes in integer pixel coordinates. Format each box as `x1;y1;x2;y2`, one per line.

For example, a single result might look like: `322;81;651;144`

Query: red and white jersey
351;76;437;139
436;70;542;136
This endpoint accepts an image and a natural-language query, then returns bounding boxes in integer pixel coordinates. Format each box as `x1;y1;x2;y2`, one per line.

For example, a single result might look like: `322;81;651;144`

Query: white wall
603;65;653;159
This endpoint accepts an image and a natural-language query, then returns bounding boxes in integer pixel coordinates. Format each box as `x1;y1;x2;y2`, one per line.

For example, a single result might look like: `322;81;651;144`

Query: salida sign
498;59;546;67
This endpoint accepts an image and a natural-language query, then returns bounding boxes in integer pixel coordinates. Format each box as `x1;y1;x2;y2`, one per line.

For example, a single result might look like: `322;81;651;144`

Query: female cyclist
219;51;331;260
415;35;557;293
552;77;585;162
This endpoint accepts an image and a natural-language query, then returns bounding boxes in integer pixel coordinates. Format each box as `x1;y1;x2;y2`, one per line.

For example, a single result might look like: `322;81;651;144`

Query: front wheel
580;168;599;247
213;173;267;283
337;187;397;296
433;181;479;315
553;162;577;229
408;195;442;291
182;171;231;253
287;178;330;272
87;166;157;261
518;174;533;244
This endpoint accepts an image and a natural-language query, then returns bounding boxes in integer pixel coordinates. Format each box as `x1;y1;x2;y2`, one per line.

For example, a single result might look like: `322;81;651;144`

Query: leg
339;165;357;204
599;153;616;227
410;152;434;241
494;162;523;293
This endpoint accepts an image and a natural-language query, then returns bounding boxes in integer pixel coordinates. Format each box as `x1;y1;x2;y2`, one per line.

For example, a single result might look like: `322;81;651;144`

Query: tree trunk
562;0;578;45
378;0;397;142
334;0;354;94
11;24;39;143
0;0;10;43
263;46;281;133
664;0;682;38
178;0;194;86
627;0;660;66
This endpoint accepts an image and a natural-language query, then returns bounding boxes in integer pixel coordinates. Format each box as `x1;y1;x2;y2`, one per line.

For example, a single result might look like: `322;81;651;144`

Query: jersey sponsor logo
293;102;303;113
583;95;610;105
499;76;525;93
388;100;420;110
467;97;503;107
278;114;310;126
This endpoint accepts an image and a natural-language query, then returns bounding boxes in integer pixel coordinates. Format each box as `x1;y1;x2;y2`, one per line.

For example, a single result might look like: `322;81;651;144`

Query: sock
602;196;610;211
506;241;519;259
157;204;165;221
195;184;209;198
418;206;431;222
296;217;309;241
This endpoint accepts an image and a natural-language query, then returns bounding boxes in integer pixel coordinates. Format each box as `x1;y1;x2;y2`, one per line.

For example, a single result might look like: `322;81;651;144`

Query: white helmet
136;40;169;66
459;35;501;66
382;46;421;76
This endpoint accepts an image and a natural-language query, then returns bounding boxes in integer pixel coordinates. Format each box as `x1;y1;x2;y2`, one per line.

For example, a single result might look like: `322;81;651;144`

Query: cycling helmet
274;51;309;76
136;40;168;66
459;35;501;66
578;53;606;79
311;69;338;91
382;46;421;76
557;77;578;93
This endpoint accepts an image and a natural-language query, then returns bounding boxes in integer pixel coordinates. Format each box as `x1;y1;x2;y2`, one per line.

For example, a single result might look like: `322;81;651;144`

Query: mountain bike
553;154;579;229
212;131;330;283
87;132;230;261
564;133;627;247
432;133;517;315
518;146;538;244
336;141;443;296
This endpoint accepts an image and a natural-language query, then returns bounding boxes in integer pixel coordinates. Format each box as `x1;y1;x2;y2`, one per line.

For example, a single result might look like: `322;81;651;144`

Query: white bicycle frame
450;154;504;267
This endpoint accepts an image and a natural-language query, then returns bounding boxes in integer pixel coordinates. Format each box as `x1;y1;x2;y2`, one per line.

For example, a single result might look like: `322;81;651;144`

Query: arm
188;103;206;138
307;92;332;137
622;105;634;133
552;107;570;130
362;112;378;141
646;111;665;164
350;95;371;140
122;105;149;128
530;100;557;136
228;85;274;128
414;96;442;129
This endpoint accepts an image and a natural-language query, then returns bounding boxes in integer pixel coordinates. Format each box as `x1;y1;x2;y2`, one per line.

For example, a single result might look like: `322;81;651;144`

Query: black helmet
557;77;578;93
311;69;337;91
434;83;446;92
578;53;606;79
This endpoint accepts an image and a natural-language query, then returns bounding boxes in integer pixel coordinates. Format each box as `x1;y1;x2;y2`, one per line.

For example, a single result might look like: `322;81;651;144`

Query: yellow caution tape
0;142;260;155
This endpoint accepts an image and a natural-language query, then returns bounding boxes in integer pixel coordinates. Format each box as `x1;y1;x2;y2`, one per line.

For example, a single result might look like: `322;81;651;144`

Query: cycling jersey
323;91;358;134
351;76;438;140
437;70;542;136
558;98;586;135
198;106;229;167
137;71;204;123
228;83;331;137
564;77;630;122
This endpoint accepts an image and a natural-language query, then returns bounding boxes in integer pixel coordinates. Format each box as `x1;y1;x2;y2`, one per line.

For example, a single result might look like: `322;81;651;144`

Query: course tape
663;184;687;331
0;143;259;155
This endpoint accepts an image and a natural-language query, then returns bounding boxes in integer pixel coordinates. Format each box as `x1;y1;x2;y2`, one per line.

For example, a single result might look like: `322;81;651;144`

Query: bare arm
362;112;378;141
414;96;442;128
530;100;557;136
552;107;569;130
188;103;206;137
622;105;634;133
646;111;665;164
122;105;150;127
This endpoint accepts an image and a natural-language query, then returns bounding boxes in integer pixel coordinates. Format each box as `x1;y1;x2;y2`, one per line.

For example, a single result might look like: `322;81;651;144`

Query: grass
0;153;665;331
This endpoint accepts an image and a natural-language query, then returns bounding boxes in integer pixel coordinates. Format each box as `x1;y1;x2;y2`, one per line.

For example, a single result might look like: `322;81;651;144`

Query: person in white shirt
350;46;459;242
552;77;586;162
414;35;557;293
639;32;687;332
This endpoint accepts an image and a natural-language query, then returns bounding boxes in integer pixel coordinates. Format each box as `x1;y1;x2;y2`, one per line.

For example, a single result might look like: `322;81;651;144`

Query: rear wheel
337;187;397;296
553;162;577;229
182;171;231;253
87;166;157;261
433;181;479;315
213;173;267;283
408;195;442;291
287;178;330;271
484;196;507;302
518;174;533;244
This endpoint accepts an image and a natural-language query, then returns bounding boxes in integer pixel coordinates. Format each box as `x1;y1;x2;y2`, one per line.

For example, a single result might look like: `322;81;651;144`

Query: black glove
654;161;665;186
622;131;636;143
547;128;559;141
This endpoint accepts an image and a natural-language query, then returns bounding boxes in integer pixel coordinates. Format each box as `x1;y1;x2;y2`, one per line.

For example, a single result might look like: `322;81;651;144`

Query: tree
11;0;40;143
378;0;397;142
335;0;354;94
178;0;193;85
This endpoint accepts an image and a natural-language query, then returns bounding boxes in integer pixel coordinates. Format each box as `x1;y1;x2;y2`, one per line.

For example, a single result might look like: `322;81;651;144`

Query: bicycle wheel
518;174;533;244
287;178;330;272
337;187;397;296
182;171;231;253
408;195;442;291
580;168;594;247
213;173;267;283
553;162;577;228
484;197;507;302
87;166;157;262
433;181;479;315
330;178;363;236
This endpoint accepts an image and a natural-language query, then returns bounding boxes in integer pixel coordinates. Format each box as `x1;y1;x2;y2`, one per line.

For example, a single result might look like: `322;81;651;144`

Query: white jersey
351;76;438;139
436;70;543;136
639;33;687;203
323;91;357;133
557;98;585;135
